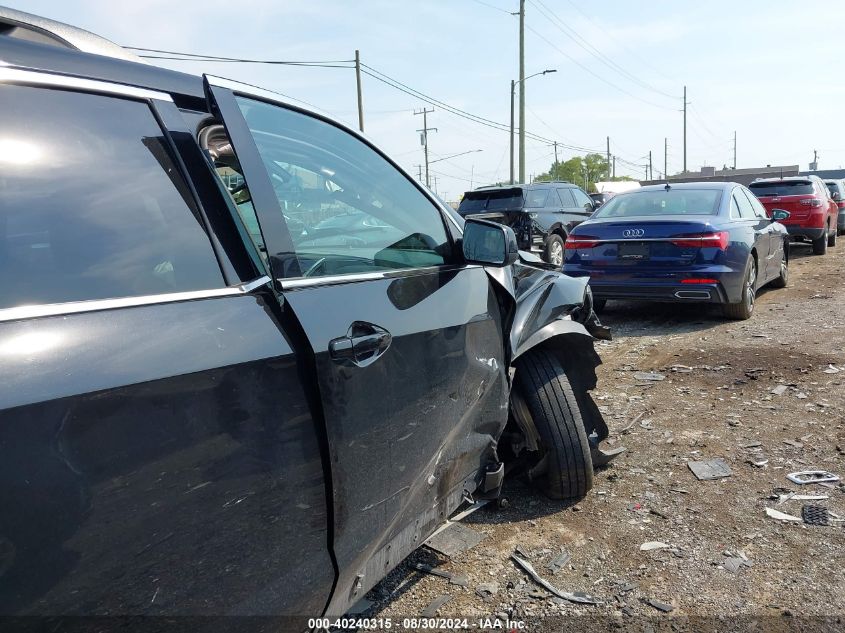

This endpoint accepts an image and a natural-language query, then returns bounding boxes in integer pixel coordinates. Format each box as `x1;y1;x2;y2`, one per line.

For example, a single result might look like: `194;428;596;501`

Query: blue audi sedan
563;182;790;320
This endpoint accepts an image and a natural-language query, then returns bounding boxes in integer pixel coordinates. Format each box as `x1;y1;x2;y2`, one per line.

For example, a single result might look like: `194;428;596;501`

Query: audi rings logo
623;229;645;238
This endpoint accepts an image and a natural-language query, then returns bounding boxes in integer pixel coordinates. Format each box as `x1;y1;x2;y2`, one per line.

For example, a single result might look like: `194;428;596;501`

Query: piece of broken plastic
786;470;840;485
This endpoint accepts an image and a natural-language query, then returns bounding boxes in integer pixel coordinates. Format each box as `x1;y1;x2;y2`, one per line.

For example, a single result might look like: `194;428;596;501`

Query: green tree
535;152;632;192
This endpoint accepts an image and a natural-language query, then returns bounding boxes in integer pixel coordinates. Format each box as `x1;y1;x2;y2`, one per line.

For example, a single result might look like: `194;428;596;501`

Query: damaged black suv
0;9;620;625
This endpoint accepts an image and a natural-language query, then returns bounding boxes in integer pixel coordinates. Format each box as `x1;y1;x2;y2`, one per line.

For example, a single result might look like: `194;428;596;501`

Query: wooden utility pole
649;150;653;181
414;108;436;188
355;50;364;132
518;0;526;183
553;141;559;165
606;136;611;178
664;137;668;179
612;155;616;178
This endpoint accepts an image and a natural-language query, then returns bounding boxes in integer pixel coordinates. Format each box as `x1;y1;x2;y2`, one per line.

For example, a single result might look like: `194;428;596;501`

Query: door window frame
203;75;466;290
0;66;269;323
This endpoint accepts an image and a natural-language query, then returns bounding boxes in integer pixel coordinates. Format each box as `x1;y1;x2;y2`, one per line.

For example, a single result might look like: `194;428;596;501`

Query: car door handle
329;322;392;367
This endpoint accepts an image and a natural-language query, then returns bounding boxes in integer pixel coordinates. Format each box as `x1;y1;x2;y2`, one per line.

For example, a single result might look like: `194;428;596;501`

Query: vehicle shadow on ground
363;475;591;615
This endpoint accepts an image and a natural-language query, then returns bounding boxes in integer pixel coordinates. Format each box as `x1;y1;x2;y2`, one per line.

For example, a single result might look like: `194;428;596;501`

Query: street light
511;69;556;184
429;149;483;165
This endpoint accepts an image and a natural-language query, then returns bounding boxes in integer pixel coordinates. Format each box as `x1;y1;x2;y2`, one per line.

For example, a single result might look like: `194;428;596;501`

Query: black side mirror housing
771;208;790;221
462;218;519;267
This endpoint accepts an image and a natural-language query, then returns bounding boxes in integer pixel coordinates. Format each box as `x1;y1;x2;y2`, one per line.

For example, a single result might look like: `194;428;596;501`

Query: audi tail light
670;231;729;250
681;278;719;284
565;235;600;249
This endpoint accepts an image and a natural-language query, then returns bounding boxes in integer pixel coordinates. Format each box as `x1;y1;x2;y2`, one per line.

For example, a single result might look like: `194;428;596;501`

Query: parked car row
0;7;621;622
461;175;839;322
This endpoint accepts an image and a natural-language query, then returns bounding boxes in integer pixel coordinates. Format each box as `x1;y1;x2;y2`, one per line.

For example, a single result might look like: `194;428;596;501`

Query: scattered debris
823;365;841;374
747;458;769;468
786;471;840;485
771;385;789;396
546;550;572;575
766;507;802;523
421;594;451;617
723;557;745;573
688;458;732;481
410;562;468;587
640;541;669;551
670;365;693;373
783;440;804;449
742;441;763;449
620;411;645;434
425;522;485;557
511;554;602;604
645;598;674;612
634;372;665;382
475;583;499;600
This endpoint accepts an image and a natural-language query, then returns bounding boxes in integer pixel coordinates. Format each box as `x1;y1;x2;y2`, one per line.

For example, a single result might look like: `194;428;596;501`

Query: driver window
231;97;451;279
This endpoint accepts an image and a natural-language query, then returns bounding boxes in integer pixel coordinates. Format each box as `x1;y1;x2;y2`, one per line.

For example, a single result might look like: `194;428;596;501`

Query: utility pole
518;0;526;183
812;149;819;171
612;155;616;179
664;137;668;179
414;108;436;188
553;141;559;165
416;164;423;182
509;79;516;184
649;150;653;181
683;85;688;173
732;131;737;170
606;136;611;178
355;49;364;132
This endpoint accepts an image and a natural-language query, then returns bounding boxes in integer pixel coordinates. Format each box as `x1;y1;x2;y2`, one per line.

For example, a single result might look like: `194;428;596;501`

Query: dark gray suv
457;182;596;266
0;9;619;626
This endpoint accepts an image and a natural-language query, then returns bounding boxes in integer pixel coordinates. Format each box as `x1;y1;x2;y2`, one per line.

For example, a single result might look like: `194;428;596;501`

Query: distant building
641;165;800;187
800;168;845;180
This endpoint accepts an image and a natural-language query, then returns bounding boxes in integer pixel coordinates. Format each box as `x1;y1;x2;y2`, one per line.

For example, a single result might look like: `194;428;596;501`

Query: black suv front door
205;77;510;613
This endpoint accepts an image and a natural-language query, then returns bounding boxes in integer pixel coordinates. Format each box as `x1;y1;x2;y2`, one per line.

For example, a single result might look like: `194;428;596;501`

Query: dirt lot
364;242;845;628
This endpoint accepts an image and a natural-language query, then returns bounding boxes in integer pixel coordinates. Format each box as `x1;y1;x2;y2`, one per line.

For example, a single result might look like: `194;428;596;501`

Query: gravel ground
361;241;845;629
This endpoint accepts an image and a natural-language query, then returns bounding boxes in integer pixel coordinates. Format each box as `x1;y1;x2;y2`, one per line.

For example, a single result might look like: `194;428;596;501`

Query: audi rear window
592;189;721;218
749;181;814;196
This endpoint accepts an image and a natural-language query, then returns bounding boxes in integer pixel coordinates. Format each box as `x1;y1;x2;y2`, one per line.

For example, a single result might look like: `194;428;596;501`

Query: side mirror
833;191;841;201
771;208;790;221
462;218;519;267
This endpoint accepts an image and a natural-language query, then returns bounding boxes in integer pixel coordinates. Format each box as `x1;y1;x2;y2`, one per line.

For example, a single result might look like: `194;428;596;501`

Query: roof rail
0;6;143;63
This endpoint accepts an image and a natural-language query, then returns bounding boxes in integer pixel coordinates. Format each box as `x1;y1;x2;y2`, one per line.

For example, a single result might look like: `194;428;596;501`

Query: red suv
748;176;838;255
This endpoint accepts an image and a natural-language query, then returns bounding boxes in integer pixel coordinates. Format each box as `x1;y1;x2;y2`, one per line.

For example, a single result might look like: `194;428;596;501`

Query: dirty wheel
828;225;837;247
515;348;593;499
723;257;755;320
770;244;788;289
813;228;828;255
544;234;564;267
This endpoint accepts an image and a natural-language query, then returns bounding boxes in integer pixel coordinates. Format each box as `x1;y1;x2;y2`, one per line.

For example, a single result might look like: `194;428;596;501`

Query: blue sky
10;0;845;202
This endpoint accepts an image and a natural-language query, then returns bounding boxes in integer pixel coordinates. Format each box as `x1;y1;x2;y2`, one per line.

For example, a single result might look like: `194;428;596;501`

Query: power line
127;47;354;67
467;0;513;14
523;23;677;111
528;0;676;100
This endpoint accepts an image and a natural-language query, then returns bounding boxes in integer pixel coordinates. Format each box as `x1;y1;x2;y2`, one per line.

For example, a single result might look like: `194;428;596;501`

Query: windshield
749;181;814;196
592;189;722;217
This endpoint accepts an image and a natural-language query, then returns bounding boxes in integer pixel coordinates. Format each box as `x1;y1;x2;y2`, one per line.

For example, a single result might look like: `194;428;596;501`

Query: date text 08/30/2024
308;617;527;630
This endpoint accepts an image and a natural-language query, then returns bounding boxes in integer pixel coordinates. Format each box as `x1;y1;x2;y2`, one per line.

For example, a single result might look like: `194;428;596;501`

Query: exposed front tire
544;234;565;267
769;244;788;289
828;225;837;247
514;348;593;499
723;257;756;320
813;229;828;255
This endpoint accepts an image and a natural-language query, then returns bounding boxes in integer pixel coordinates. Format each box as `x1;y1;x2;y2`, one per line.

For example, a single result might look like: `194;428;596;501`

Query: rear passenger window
556;188;575;207
572;188;593;210
524;189;549;208
740;188;769;219
0;85;224;310
732;190;756;219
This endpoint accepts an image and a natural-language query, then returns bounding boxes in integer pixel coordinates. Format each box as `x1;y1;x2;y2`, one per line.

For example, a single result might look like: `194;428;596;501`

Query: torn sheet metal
688;458;732;481
424;522;485;557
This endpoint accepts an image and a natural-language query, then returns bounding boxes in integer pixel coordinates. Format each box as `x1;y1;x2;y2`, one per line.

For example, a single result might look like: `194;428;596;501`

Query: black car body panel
0;33;611;622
